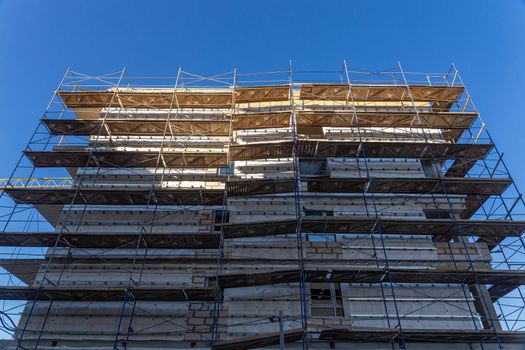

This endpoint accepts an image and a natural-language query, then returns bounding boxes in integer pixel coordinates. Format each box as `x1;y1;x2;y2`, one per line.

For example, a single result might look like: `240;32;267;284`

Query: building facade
0;64;524;349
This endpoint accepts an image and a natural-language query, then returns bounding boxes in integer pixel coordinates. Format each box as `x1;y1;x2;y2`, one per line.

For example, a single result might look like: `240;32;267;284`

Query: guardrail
0;178;73;191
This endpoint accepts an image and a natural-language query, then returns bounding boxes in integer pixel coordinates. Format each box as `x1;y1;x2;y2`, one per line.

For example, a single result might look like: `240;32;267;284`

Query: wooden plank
319;328;525;343
44;119;230;136
234;85;290;103
218;268;525;290
221;218;525;241
0;286;215;301
299;85;464;105
0;232;219;249
5;187;224;205
25;151;228;168
59;90;233;109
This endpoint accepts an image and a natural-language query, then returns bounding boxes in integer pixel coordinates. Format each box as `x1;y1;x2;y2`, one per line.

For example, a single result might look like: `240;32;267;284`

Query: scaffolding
0;63;524;350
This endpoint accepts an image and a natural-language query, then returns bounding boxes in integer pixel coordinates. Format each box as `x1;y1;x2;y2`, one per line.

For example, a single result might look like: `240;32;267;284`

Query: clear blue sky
0;0;524;186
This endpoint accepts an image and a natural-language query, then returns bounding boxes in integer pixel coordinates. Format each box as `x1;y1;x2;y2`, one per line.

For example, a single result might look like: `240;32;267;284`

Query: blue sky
0;0;524;185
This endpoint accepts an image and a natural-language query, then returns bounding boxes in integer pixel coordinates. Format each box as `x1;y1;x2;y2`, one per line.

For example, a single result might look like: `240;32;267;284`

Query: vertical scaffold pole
211;68;237;342
289;60;308;350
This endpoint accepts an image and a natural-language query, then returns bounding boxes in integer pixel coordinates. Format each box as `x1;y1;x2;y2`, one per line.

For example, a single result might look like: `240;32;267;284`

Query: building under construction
0;63;524;349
